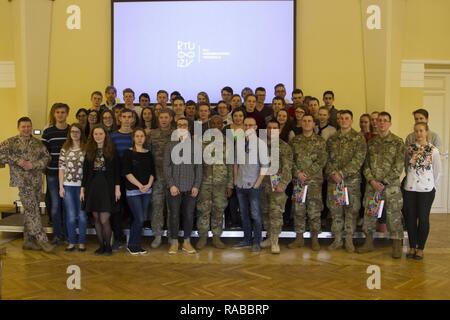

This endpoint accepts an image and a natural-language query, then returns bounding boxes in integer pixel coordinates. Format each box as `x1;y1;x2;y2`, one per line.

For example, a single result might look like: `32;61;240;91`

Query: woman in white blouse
403;122;441;260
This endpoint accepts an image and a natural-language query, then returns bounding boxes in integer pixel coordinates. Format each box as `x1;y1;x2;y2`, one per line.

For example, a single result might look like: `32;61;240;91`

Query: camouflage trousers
196;183;228;236
18;178;48;244
363;184;404;239
327;180;361;235
293;182;323;234
260;185;287;237
150;179;169;237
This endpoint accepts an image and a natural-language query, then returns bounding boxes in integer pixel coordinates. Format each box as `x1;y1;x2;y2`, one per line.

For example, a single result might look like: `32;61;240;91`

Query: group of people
0;83;441;261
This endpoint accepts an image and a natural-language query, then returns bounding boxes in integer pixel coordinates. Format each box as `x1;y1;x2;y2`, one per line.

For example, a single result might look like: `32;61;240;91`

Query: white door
424;70;450;213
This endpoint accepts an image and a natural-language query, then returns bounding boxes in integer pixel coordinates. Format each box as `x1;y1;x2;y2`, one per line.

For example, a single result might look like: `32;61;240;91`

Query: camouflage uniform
196;137;233;237
363;132;405;239
0;135;51;244
149;128;173;236
326;129;367;235
290;133;327;234
260;140;293;237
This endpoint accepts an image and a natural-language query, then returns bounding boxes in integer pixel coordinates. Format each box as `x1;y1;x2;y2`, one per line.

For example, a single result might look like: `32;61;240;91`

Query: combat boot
356;233;374;253
270;234;280;254
328;234;343;251
168;239;179;254
345;234;355;253
151;235;162;249
196;235;208;250
288;233;304;249
38;241;56;253
23;239;42;251
311;232;321;251
392;239;402;259
260;234;271;248
212;235;226;249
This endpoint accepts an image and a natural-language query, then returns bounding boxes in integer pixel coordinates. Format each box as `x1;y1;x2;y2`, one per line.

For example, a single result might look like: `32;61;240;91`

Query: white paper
344;187;349;205
377;200;385;218
302;185;308;203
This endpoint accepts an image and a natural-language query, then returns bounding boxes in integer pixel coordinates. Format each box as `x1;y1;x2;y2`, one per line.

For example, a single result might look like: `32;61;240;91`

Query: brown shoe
328;234;343;251
38;241;56;253
270;235;280;254
182;240;197;254
345;234;355;253
356;233;374;254
392;239;402;259
311;232;321;251
288;233;304;249
212;235;226;249
260;238;272;249
23;239;42;251
196;235;208;250
168;240;179;254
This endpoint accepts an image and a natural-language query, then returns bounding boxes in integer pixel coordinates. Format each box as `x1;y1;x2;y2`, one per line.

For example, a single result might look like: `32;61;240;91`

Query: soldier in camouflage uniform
288;115;327;251
148;109;174;248
196;116;234;250
260;119;293;254
326;110;367;252
357;112;405;259
0;117;54;252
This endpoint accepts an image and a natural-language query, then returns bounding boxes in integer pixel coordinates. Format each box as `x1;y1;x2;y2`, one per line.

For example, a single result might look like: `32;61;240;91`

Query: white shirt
404;144;441;192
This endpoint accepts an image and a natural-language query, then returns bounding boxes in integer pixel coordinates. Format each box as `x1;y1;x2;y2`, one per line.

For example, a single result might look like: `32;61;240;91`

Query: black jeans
168;191;197;240
403;189;436;250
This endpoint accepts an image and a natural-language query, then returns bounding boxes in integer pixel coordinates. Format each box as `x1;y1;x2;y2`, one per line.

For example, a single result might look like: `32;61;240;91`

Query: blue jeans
47;175;65;238
236;187;262;244
127;194;151;247
63;186;87;244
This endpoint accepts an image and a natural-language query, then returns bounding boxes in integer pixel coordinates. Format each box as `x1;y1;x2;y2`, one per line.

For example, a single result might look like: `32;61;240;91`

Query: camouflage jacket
201;136;233;187
290;133;327;182
364;132;405;187
325;129;367;182
149;128;174;181
0;135;50;187
262;139;293;190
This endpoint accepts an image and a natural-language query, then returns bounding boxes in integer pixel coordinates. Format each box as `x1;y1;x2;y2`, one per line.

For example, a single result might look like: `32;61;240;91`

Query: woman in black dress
81;125;121;255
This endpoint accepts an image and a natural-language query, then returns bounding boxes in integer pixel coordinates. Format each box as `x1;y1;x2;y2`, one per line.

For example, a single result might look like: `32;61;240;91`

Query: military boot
270;234;280;254
212;235;226;249
311;232;321;251
260;234;271;248
151;235;162;249
196;235;208;250
288;233;304;249
23;239;42;251
392;239;402;259
345;234;355;253
328;234;343;251
356;233;374;254
38;241;56;253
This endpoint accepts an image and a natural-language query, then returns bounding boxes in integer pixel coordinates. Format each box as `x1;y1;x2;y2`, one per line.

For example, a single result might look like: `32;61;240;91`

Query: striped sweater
41;125;69;176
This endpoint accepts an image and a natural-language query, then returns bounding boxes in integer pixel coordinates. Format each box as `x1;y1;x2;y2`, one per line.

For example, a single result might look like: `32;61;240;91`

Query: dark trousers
236;187;262;245
403;189;435;250
127;194;151;247
167;191;197;240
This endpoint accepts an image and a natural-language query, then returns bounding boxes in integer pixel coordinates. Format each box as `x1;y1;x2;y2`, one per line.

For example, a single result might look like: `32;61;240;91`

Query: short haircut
267;119;280;128
371;111;380;116
231;94;242;101
17;116;32;127
339;109;353;118
292;88;304;96
318;106;330;113
173;96;185;104
241;87;253;96
123;88;135;96
53;102;70;112
274;83;285;90
198;102;211;110
255;87;266;93
309;97;320;105
139;93;150;101
323;90;335;98
170;91;181;97
272;96;286;106
379;111;392;121
245;94;257;102
302;114;315;120
413;108;429;119
176;116;188;125
158;108;173;117
157;90;168;96
221;86;233;95
231;107;246;118
105;85;117;94
91;91;103;98
185;100;196;107
244;116;257;123
120;108;133;116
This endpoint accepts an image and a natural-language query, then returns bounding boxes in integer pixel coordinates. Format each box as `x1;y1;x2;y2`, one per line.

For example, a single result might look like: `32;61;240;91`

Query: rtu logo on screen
177;41;231;68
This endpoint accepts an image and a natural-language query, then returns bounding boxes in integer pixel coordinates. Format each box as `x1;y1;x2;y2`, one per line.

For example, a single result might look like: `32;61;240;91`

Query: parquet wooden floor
1;214;449;300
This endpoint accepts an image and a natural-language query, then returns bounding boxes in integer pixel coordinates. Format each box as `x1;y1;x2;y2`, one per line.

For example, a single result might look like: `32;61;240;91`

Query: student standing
123;129;156;255
81;125;121;256
59;124;87;252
